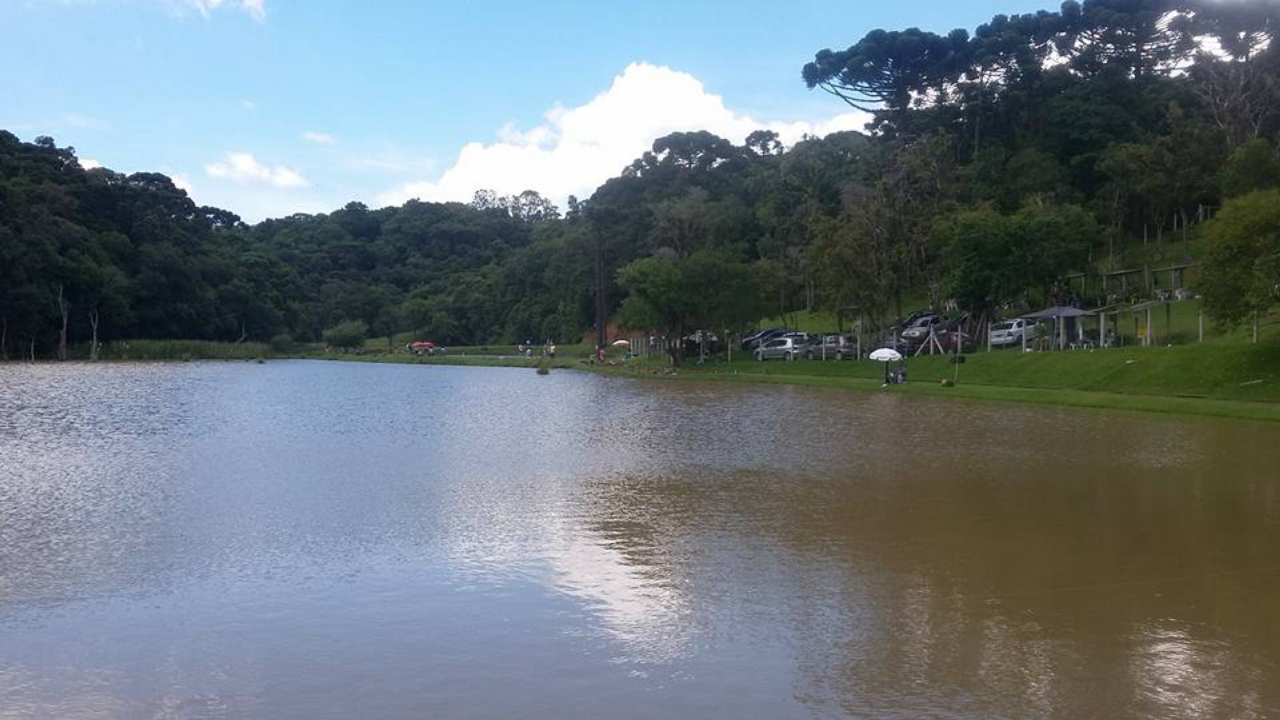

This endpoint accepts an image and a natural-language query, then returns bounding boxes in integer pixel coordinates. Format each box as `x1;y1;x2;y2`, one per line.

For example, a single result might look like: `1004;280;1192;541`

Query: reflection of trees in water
563;447;1280;718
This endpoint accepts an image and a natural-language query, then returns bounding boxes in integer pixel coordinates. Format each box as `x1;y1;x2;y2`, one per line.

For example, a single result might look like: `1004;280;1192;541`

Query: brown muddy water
1;360;1278;719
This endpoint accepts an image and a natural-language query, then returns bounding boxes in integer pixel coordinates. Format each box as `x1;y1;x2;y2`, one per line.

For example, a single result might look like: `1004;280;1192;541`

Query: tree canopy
3;0;1278;361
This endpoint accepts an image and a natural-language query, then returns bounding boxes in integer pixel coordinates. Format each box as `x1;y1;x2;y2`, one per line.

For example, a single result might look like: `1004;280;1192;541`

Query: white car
755;337;809;361
990;318;1038;347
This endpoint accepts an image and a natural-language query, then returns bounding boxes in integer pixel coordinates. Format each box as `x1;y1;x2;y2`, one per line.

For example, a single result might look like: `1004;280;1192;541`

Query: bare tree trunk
236;322;248;343
29;338;36;362
1109;225;1117;272
1179;208;1190;261
594;238;606;352
57;284;70;361
89;308;100;362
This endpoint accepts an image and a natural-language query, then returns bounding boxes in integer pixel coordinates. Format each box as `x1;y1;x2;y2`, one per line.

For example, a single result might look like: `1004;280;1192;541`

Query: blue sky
2;0;1049;221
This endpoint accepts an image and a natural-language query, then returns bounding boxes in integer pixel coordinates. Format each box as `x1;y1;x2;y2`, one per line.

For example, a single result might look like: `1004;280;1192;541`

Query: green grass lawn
679;341;1280;401
577;340;1278;422
663;340;1280;409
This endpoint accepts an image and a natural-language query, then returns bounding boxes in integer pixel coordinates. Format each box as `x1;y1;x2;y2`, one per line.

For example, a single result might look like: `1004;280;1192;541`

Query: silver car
900;314;943;345
807;335;859;360
755;336;810;361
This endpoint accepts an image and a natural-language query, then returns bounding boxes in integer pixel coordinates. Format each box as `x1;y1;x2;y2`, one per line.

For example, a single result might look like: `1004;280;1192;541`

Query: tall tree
803;27;971;134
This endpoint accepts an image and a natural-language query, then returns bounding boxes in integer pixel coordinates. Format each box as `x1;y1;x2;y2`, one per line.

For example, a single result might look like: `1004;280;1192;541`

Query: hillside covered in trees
3;0;1279;362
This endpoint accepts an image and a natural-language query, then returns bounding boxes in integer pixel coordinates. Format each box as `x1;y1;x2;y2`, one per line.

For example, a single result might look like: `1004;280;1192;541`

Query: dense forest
3;0;1279;362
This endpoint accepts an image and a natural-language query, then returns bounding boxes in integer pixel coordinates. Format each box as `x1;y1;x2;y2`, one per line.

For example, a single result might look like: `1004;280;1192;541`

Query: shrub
322;320;369;351
269;333;298;353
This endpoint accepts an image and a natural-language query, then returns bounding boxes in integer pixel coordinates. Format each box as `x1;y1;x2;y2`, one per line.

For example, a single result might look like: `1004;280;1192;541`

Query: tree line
2;0;1279;363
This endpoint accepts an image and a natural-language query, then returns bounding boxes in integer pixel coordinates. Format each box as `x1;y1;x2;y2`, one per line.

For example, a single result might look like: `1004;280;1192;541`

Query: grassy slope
691;343;1280;402
587;340;1280;422
318;339;1280;422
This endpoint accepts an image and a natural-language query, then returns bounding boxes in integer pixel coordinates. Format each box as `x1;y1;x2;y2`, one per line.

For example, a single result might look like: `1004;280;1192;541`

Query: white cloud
80;158;102;170
172;173;194;195
378;62;871;208
182;0;265;21
302;131;337;146
204;151;309;188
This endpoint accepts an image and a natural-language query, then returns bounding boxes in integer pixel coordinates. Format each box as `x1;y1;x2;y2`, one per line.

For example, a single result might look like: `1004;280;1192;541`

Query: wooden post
1021;322;1027;353
1147;307;1154;347
1099;312;1105;349
1198;309;1204;343
1254;312;1260;344
987;319;992;353
1165;303;1172;346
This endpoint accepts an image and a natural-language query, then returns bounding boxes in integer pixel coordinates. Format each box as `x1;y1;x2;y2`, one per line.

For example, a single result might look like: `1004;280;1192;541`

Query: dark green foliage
937;203;1097;315
1200;189;1280;324
322;320;369;351
1219;139;1280;199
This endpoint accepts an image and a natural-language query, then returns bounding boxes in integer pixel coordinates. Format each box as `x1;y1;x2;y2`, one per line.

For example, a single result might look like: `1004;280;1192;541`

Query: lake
2;360;1278;719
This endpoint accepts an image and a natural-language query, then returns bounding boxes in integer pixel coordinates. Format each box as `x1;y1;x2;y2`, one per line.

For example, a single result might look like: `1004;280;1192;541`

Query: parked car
755;336;810;361
741;327;788;351
899;314;943;346
989;318;1038;347
683;330;723;356
935;328;976;353
898;309;933;328
807;335;860;360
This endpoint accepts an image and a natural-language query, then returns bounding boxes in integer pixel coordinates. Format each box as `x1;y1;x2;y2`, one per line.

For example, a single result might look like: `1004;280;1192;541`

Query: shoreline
8;348;1278;423
328;352;1280;423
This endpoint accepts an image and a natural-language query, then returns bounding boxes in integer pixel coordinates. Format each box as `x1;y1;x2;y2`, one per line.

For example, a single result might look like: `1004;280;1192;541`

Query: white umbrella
611;339;631;347
869;348;903;363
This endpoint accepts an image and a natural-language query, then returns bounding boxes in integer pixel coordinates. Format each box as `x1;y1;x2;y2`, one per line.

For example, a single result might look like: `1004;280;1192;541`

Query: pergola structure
1127;299;1175;347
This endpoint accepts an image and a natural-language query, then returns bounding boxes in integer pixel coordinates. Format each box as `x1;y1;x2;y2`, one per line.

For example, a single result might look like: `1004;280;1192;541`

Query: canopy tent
1023;306;1093;320
1023;306;1095;350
